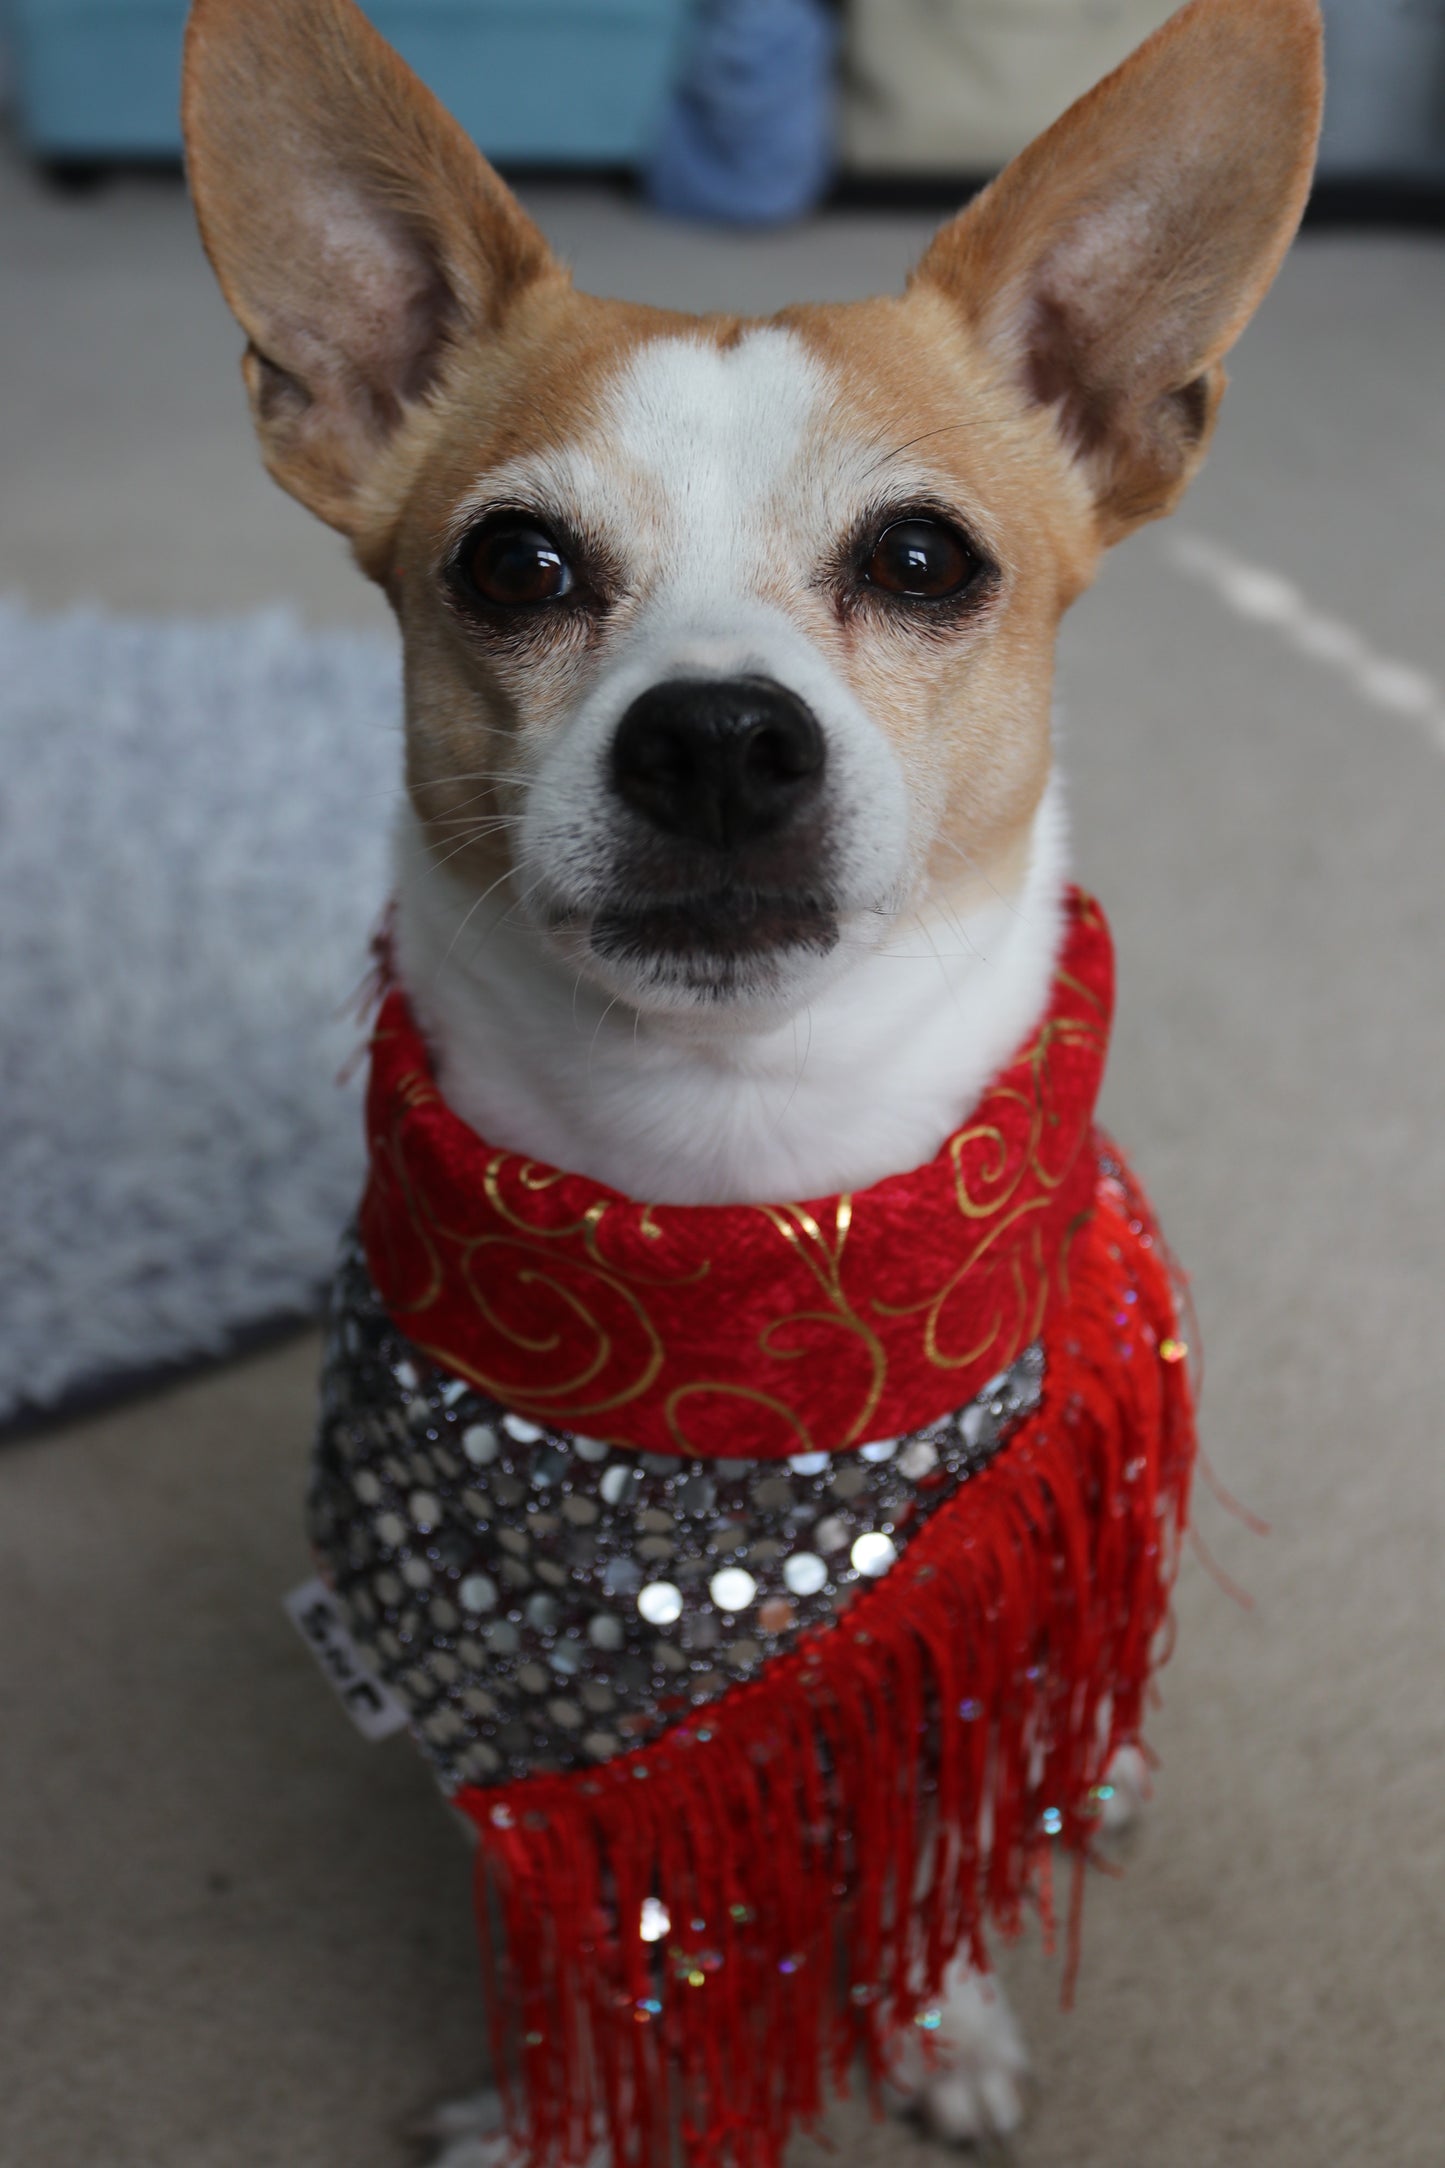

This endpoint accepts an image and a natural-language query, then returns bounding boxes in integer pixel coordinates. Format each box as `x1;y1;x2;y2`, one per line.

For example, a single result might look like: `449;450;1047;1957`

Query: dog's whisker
454;865;557;970
440;860;526;964
926;892;987;965
424;826;518;875
425;815;523;832
909;909;974;1016
925;830;1023;917
586;990;627;1074
772;1001;815;1133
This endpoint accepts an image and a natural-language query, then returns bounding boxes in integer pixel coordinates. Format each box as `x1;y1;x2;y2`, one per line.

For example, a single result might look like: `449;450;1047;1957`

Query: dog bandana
311;889;1197;2168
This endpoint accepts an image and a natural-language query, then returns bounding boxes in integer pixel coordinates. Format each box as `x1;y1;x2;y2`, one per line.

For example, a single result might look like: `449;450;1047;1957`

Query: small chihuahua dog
184;0;1321;2154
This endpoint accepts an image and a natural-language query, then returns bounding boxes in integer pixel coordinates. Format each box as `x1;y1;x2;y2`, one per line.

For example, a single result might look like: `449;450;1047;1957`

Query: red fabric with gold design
361;891;1113;1458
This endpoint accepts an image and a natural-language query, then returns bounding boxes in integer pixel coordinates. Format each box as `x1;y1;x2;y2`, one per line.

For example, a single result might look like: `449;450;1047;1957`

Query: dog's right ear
183;0;562;537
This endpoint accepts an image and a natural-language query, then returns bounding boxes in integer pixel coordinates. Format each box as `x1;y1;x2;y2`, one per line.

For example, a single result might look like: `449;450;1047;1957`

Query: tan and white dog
183;0;1321;2154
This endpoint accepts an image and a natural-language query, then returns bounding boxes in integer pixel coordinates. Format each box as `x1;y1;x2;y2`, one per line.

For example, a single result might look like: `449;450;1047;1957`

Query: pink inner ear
1003;183;1228;471
1021;292;1121;456
284;177;462;432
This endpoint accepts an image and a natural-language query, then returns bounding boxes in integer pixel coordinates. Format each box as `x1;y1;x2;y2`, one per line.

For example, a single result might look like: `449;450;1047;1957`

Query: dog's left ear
911;0;1323;541
182;0;563;541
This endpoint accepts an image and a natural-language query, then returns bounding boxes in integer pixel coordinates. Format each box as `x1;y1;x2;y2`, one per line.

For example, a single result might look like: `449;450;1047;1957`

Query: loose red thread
457;1167;1197;2168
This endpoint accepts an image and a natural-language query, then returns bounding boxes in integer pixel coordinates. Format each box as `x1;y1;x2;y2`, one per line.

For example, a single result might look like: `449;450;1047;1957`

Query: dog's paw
416;2090;609;2168
1096;1742;1151;1836
886;1963;1029;2147
415;2089;512;2168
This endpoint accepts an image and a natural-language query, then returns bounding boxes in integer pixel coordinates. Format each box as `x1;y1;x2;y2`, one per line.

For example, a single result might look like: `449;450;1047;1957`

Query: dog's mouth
590;890;839;967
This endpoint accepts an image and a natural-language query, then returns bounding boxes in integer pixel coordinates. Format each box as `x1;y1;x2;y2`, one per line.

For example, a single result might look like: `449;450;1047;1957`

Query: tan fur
184;0;1322;979
180;0;1324;2130
911;0;1324;540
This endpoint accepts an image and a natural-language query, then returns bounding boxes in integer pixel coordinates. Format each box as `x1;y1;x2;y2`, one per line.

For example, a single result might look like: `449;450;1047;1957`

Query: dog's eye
465;523;574;608
864;518;980;601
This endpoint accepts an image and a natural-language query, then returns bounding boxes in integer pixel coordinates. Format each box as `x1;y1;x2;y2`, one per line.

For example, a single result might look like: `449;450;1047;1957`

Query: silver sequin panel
309;1228;1044;1794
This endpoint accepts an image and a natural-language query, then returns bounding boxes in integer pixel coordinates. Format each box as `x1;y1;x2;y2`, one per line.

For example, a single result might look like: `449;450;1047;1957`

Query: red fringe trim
457;1157;1196;2168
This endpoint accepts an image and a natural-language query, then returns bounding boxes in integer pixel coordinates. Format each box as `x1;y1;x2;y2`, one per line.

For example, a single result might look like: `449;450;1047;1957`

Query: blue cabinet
7;0;691;164
1319;0;1445;180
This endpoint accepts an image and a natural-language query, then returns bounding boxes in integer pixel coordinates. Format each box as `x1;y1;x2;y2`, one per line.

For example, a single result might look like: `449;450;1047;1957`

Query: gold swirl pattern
358;891;1116;1459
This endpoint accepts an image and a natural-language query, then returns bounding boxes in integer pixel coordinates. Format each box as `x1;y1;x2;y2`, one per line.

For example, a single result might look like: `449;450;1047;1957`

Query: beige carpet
2;142;1442;2167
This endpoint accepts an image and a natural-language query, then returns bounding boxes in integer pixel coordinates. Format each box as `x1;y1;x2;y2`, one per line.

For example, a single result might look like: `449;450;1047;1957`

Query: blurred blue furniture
647;0;838;226
7;0;691;165
1319;0;1445;182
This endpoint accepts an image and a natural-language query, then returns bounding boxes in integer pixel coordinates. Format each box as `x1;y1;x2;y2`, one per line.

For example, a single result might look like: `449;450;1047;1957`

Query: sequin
709;1568;757;1613
310;1228;1042;1795
898;1438;939;1480
638;1582;684;1626
751;1476;793;1512
783;1553;828;1597
462;1423;498;1465
851;1533;897;1578
640;1897;671;1942
600;1465;636;1506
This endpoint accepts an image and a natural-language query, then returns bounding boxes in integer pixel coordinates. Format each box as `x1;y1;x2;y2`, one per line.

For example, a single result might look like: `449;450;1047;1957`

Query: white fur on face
456;327;917;1018
394;782;1066;1204
396;324;1068;1203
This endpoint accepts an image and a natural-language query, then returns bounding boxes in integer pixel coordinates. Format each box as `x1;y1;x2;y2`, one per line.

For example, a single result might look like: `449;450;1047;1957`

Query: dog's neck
391;783;1069;1207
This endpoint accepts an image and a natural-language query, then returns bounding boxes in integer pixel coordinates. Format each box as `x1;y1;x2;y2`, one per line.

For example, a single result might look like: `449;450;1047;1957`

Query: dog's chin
549;891;846;1021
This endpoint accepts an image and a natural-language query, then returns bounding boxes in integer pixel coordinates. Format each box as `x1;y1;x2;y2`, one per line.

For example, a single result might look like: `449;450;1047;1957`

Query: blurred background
3;0;1445;210
1;6;1442;2168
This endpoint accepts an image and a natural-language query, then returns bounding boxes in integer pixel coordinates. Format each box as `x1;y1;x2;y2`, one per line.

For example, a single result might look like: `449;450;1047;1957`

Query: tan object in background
843;0;1184;172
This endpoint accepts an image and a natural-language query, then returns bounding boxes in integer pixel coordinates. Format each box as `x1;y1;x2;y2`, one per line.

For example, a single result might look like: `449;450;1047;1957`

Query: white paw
887;1963;1029;2147
416;2089;512;2168
417;2090;609;2168
1096;1742;1151;1836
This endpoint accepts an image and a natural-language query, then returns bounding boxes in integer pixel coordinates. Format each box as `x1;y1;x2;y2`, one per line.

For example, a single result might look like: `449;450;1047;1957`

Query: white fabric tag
283;1576;410;1741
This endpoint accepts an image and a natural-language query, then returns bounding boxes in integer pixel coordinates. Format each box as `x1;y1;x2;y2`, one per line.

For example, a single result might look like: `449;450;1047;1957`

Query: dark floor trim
26;150;1445;230
829;170;1445;229
0;1305;324;1446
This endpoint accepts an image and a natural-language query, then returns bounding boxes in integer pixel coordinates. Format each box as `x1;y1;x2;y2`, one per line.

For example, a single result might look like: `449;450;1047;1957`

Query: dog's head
183;0;1320;1021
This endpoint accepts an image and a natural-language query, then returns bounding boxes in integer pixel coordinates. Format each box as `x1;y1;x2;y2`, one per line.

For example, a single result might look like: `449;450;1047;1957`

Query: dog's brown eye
466;524;574;607
865;518;978;600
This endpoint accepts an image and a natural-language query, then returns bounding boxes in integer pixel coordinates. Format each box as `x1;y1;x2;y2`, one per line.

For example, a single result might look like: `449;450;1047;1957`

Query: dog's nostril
611;676;825;851
747;718;822;785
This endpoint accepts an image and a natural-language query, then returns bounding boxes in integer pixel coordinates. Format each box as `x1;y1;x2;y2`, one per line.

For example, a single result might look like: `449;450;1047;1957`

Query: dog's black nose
610;677;826;851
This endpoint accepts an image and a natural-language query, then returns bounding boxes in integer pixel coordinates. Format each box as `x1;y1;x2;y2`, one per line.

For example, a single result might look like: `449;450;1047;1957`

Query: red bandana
355;891;1198;2168
362;892;1114;1459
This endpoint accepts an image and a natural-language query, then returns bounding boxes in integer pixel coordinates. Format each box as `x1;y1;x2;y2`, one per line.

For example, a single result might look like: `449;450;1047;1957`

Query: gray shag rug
0;596;402;1427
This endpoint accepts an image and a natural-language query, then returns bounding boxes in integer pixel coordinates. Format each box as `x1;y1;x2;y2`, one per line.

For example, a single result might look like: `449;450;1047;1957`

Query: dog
182;0;1322;2156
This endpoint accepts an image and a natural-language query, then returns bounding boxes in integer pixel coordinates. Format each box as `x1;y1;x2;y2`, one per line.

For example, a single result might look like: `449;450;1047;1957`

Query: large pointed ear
182;0;563;537
910;0;1322;541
